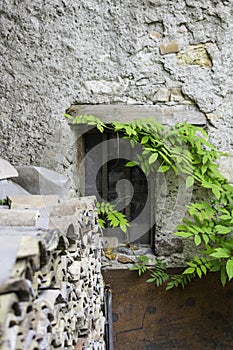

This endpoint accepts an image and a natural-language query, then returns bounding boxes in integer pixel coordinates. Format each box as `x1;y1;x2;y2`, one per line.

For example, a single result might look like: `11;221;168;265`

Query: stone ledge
67;104;206;126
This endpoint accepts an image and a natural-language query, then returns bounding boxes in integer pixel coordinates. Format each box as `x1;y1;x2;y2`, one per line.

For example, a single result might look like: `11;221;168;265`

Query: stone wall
0;0;232;265
0;0;232;174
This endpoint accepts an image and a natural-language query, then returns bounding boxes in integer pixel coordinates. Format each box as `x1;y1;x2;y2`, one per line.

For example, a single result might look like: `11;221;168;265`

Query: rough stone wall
0;0;232;173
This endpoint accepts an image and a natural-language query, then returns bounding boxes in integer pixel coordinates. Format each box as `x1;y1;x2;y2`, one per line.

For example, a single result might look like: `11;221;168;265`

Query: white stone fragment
0;159;18;180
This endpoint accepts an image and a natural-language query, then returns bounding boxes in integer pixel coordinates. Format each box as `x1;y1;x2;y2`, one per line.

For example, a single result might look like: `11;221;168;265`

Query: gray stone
0;159;18;180
68;261;81;280
0;179;29;199
0;209;39;227
49;215;81;237
8;195;59;209
155;238;184;256
35;207;51;229
13;167;70;199
218;155;233;184
102;237;118;249
153;88;170;102
17;235;40;259
0;226;38;236
0;235;21;285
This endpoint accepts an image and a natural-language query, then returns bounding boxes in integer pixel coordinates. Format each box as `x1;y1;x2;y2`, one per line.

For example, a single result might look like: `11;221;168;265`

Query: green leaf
226;259;233;280
215;225;233;234
98;218;105;228
186;176;194;188
157;165;170;173
200;264;207;275
194;235;202;246
148;153;158;164
174;231;193;238
219;214;232;221
212;186;221;199
202;233;209;245
141;136;149;144
125;161;138;167
183;267;195;274
146;278;156;283
196;267;202;278
97;124;104;132
220;268;227;286
210;248;231;259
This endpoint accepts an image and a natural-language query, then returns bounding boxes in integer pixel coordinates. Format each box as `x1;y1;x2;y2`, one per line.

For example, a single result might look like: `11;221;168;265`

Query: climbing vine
65;113;233;289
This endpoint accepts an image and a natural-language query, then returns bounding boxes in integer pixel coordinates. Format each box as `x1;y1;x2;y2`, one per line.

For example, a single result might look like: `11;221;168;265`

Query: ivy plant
66;113;233;289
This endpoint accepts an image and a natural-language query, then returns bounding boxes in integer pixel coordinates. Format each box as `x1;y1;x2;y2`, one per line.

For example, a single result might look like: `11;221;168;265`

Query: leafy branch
96;202;129;233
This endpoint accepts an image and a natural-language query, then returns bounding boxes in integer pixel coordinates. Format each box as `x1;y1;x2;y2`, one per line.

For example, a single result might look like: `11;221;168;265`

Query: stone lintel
67;104;206;126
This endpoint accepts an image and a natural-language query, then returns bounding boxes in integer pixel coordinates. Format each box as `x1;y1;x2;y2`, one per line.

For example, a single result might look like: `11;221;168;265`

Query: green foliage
96;202;129;233
65;114;105;133
130;255;149;276
66;113;233;289
146;260;169;287
166;273;196;290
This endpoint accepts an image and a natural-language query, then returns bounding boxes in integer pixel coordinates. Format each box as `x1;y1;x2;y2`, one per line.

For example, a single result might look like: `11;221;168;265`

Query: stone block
0;278;32;300
0;235;21;285
159;41;179;55
155;237;184;256
102;237;118;249
153;88;170;102
13;166;70;199
170;88;185;102
0;159;18;180
49;215;81;237
177;44;212;67
117;255;134;264
68;261;81;280
50;198;84;216
17;235;40;259
149;31;162;40
218;156;233;184
8;195;59;209
0;179;29;199
0;293;19;334
0;209;39;227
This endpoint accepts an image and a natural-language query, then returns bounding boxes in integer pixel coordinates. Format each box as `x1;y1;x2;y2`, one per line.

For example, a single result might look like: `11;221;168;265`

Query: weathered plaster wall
0;0;232;170
0;0;232;264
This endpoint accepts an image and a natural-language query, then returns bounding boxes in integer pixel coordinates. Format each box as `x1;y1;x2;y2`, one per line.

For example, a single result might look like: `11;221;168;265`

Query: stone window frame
67;104;206;248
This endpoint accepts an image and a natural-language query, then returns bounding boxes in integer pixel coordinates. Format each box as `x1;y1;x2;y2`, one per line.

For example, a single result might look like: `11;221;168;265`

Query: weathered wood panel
103;270;233;350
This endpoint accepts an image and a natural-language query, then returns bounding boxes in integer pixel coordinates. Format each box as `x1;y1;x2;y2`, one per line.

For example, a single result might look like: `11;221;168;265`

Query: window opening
83;129;155;245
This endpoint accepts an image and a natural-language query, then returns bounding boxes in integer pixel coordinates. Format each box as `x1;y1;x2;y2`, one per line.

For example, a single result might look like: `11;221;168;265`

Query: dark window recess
84;130;154;244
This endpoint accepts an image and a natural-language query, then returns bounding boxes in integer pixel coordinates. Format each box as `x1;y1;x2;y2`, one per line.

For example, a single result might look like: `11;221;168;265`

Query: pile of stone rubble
0;159;105;350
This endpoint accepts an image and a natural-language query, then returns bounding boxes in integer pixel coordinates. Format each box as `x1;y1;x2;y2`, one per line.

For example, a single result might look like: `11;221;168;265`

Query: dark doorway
83;129;155;244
